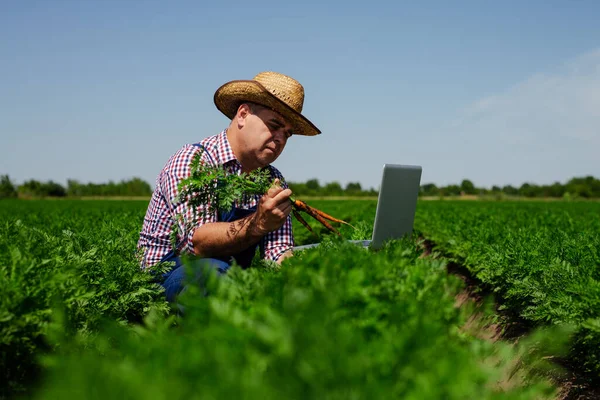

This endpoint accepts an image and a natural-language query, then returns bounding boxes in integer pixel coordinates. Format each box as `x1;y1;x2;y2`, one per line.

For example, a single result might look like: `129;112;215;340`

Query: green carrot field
1;199;599;399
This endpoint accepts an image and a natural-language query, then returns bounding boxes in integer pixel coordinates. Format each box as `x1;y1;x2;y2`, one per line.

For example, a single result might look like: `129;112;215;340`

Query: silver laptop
292;163;422;251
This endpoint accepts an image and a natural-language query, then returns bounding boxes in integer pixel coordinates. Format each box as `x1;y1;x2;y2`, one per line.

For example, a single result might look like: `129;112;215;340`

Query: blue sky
1;0;599;191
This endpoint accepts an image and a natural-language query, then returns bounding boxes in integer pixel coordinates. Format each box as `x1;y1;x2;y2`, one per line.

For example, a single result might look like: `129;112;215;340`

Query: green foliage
0;175;17;199
420;183;438;197
171;152;359;249
305;178;320;191
17;179;66;198
66;177;153;197
177;151;274;219
7;177;153;198
172;151;275;247
460;179;476;195
414;200;600;383
419;175;600;199
5;178;153;198
34;239;565;399
443;184;462;196
288;178;376;198
345;181;362;193
0;200;169;398
7;174;600;200
503;185;519;196
1;199;577;399
323;181;343;196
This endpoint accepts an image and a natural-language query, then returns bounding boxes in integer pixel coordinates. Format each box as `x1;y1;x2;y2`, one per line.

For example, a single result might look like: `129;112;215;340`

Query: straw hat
214;71;321;136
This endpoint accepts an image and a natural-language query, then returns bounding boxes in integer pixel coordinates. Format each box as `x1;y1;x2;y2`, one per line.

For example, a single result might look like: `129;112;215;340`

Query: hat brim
214;80;321;137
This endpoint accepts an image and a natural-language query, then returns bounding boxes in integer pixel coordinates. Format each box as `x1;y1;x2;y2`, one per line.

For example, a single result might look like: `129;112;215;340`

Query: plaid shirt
137;130;294;268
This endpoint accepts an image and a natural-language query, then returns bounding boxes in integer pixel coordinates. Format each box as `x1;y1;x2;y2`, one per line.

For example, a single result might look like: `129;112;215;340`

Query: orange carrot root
313;212;342;237
293;209;317;236
293;199;355;229
295;203;342;237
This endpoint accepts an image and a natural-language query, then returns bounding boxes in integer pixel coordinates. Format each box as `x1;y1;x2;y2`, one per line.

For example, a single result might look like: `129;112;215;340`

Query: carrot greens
173;150;354;243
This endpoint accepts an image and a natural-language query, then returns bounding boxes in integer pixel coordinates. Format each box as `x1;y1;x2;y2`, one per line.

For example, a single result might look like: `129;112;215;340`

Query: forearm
191;213;264;258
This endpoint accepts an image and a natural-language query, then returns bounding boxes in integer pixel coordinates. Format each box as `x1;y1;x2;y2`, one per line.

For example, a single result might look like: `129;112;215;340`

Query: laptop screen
370;164;422;249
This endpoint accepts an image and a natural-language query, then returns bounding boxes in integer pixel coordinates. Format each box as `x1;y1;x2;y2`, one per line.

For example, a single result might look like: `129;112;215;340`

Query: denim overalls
159;144;262;303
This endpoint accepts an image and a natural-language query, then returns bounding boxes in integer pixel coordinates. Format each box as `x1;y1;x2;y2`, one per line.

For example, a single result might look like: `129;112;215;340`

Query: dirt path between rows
417;237;599;400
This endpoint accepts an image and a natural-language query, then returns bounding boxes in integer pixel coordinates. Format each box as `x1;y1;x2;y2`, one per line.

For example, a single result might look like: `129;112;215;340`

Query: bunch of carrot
289;196;354;237
179;150;354;238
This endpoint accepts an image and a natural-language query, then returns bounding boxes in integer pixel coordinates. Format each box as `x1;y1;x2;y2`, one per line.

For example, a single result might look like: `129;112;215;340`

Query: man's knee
161;257;231;302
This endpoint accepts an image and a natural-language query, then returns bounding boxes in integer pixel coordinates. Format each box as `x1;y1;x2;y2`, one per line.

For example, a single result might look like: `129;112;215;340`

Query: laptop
292;163;422;251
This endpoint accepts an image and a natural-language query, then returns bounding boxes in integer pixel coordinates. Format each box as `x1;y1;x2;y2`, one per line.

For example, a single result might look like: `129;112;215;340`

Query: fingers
272;188;292;204
267;185;282;198
267;178;284;198
271;178;282;189
266;179;292;206
254;179;293;234
279;198;292;216
260;190;292;216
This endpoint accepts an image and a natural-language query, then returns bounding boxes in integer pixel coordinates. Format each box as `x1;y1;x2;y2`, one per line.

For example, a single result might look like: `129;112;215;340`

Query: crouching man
136;71;322;303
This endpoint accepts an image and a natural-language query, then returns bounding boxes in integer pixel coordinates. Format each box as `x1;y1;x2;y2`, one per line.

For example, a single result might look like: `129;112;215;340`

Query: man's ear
236;103;251;128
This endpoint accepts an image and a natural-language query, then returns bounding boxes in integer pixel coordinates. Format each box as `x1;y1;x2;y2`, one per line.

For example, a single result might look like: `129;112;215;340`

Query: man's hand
252;179;293;236
191;179;293;260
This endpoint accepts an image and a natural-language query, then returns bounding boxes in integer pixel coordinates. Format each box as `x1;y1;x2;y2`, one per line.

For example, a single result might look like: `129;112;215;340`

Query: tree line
0;175;375;199
0;175;152;199
420;176;600;199
1;174;599;200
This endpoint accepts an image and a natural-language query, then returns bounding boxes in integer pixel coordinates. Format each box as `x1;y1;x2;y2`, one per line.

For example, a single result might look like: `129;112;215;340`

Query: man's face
240;105;293;168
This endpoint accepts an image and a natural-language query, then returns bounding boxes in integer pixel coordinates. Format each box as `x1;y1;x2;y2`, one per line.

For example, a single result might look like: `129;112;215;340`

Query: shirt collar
215;129;238;166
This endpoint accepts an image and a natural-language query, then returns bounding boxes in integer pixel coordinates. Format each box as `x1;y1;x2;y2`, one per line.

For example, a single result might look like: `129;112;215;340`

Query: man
137;71;321;302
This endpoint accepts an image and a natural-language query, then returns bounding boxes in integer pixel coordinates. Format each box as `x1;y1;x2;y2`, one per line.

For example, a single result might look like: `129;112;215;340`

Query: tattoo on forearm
226;213;255;240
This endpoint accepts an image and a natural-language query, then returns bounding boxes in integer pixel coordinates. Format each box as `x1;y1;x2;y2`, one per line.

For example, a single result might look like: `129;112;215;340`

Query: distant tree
287;182;307;196
519;183;540;198
305;179;320;191
566;176;600;198
323;181;343;196
122;177;152;196
460;179;476;195
545;182;565;198
303;178;320;196
11;175;600;200
63;177;151;197
571;184;593;198
420;183;439;197
18;180;43;198
441;184;461;196
345;182;362;194
18;179;66;197
0;175;17;199
67;179;83;196
502;185;519;196
42;181;66;197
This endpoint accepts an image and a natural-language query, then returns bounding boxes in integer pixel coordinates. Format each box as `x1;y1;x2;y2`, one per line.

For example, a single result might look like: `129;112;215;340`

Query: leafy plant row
413;200;600;383
34;239;567;399
0;200;170;398
0;199;567;399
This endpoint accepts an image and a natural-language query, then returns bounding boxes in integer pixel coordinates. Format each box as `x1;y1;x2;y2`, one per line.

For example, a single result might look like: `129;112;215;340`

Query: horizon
2;1;599;190
4;172;598;193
